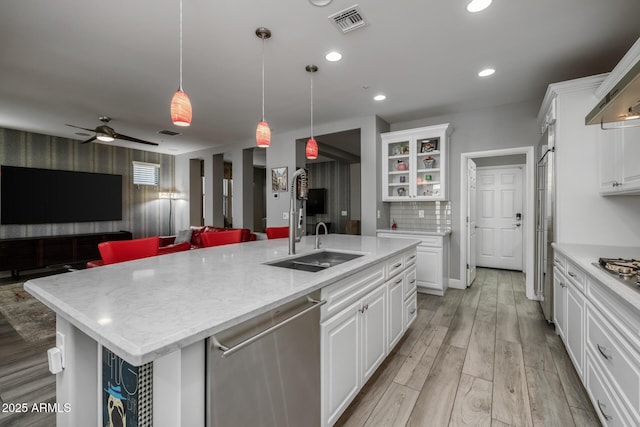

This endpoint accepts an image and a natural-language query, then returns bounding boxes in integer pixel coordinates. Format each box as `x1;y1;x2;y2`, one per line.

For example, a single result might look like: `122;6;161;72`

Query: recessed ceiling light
374;94;386;101
467;0;492;12
325;51;342;62
478;68;495;77
309;0;332;6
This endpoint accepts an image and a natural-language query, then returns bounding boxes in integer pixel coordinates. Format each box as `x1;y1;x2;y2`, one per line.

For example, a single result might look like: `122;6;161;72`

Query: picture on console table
102;347;152;427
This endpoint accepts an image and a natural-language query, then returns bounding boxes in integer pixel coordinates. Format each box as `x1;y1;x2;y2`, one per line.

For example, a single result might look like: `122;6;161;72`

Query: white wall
390;100;541;280
553;81;640;246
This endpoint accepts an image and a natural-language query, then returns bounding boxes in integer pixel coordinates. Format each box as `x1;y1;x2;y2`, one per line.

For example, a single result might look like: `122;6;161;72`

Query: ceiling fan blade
80;136;97;144
65;124;96;132
113;133;159;146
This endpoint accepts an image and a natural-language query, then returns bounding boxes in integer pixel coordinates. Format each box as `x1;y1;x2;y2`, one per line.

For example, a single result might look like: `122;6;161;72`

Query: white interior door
476;166;524;270
466;159;477;286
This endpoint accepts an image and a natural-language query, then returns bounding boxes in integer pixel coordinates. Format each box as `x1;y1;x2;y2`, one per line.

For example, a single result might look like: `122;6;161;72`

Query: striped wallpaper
0;127;175;240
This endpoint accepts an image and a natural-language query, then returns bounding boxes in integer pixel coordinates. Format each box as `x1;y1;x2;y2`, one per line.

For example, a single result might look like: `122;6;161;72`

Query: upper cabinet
381;123;451;201
598;122;640;195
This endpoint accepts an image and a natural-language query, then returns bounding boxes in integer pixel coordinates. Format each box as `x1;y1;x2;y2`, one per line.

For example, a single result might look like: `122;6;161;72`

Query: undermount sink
266;250;365;273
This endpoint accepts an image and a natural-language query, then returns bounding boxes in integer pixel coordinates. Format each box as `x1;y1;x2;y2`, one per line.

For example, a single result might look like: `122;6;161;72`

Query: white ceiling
1;0;639;155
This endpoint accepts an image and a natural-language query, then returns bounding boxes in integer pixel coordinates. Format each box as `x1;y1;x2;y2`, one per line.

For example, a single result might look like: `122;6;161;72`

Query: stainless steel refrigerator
535;126;555;322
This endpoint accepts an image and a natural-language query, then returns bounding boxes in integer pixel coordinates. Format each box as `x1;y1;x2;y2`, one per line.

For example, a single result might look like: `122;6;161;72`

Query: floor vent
158;129;181;136
329;4;367;34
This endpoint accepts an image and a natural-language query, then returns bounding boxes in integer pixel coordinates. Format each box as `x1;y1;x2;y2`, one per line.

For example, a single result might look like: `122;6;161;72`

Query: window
132;161;160;186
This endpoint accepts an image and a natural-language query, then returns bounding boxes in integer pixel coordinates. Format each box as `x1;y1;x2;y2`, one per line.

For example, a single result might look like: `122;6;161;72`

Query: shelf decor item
394;160;408;171
423;157;435;168
420;140;436;152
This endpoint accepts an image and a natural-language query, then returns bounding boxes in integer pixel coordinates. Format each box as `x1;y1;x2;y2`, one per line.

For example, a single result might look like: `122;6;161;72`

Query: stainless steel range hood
586;38;640;126
585;58;640;126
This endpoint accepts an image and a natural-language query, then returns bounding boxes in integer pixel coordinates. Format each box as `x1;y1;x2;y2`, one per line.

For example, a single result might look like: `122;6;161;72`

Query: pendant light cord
179;0;184;91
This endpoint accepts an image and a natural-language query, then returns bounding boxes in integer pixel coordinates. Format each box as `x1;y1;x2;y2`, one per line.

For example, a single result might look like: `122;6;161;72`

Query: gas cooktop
593;258;640;289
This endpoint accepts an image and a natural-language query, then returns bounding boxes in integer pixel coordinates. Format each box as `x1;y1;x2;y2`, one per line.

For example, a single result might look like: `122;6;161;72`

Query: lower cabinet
320;249;416;426
553;266;567;343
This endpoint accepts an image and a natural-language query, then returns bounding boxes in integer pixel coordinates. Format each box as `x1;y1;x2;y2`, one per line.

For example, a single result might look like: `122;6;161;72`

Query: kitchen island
25;234;419;427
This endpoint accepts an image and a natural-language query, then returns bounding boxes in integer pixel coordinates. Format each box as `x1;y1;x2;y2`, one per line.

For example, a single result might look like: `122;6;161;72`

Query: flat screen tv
1;165;122;224
307;188;327;215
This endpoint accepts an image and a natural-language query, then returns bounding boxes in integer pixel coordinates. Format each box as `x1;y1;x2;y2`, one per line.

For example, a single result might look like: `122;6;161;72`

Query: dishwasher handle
212;296;327;358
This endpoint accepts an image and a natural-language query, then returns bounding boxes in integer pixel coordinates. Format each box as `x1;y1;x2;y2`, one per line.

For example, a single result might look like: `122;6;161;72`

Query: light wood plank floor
336;268;602;427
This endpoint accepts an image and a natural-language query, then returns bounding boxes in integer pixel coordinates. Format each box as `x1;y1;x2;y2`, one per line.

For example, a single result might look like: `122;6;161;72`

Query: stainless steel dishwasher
206;291;325;427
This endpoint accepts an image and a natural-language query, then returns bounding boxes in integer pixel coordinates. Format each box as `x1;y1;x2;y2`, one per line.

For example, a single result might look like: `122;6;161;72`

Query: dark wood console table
0;231;132;277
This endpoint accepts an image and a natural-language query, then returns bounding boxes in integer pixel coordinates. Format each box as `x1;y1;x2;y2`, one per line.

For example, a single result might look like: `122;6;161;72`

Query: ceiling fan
66;116;159;146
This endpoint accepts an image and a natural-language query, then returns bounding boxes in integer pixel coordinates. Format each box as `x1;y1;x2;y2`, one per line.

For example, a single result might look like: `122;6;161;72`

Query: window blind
133;161;160;186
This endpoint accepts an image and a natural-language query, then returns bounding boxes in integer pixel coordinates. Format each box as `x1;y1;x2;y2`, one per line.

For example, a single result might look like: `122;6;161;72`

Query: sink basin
266;250;364;272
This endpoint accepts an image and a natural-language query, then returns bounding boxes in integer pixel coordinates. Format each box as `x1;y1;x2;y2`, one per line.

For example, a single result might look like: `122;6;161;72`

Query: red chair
200;230;244;247
98;236;160;265
265;226;289;239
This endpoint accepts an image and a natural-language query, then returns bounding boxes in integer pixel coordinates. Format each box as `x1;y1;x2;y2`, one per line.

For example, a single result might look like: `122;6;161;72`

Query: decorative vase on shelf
423;157;435;168
394;160;408;171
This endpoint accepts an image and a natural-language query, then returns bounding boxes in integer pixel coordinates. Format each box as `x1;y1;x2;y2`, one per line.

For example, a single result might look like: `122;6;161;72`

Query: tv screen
307;188;326;215
1;165;122;224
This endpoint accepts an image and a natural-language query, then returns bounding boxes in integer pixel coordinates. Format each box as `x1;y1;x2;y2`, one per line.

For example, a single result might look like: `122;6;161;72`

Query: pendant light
255;27;272;148
170;0;192;127
305;65;319;160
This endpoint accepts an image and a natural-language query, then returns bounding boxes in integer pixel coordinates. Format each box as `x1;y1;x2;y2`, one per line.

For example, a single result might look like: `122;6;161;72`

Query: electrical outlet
418;210;425;218
283;212;289;220
341;210;348;217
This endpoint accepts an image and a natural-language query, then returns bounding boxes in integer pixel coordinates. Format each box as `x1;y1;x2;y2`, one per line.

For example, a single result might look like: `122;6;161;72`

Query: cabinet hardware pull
393;263;402;268
408;255;416;260
597;400;613;421
568;271;577;278
359;304;369;314
396;278;403;284
410;308;416;315
597;344;612;361
212;296;326;357
410;279;416;284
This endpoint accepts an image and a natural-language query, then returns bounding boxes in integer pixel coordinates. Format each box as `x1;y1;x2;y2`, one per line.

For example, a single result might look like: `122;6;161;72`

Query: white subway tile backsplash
389;201;451;230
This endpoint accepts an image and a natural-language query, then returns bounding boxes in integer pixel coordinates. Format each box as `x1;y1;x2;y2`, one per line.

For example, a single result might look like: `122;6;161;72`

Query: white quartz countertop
25;235;419;366
552;243;640;310
376;228;452;237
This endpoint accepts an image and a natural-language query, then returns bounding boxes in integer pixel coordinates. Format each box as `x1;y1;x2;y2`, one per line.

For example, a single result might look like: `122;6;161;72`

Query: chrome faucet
315;222;327;250
289;168;307;255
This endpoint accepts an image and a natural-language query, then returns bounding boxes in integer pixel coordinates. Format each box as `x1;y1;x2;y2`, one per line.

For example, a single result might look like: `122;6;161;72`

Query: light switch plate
283;212;289;220
418;210;424;218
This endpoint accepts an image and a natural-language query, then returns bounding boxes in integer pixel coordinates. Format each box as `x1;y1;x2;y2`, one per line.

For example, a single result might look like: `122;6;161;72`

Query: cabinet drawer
566;260;587;292
405;291;417;328
405;251;417;267
418;236;442;247
386;254;405;279
553;252;566;272
405;266;417;298
587;303;640;418
321;265;386;322
586;354;634;427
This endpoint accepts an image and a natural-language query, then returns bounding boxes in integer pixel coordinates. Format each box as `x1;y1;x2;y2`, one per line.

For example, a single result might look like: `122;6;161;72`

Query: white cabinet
378;232;449;296
566;282;585;378
599;123;640;195
320;249;416;426
553;266;567;343
387;274;405;351
381;123;451;201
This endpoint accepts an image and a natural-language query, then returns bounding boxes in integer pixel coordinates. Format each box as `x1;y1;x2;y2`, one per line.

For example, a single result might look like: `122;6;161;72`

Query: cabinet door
416;245;443;295
553;267;567;343
382;137;412;201
566;283;585;378
598;125;622;194
361;285;387;383
387;277;405;351
620;125;640;193
321;300;361;426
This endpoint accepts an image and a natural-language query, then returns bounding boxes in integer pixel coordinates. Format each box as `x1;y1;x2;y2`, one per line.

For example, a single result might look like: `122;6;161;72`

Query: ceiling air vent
329;5;367;34
158;129;181;136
